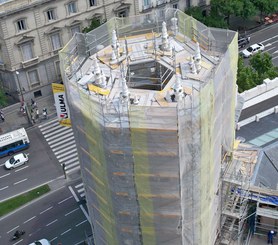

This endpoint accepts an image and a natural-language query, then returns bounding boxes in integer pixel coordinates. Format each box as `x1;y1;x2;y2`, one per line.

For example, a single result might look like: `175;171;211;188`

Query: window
50;33;62;51
71;25;81;36
89;0;96;7
46;9;56;21
20;42;34;61
17;19;26;31
28;70;40;86
55;61;61;77
68;2;77;14
118;10;127;18
173;3;178;9
144;0;150;6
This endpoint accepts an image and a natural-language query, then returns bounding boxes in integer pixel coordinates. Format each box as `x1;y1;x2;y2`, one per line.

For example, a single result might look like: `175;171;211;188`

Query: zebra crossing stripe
43;126;71;138
59;152;78;162
78;188;84;193
40;123;62;134
38;118;59;128
75;183;83;188
45;130;73;141
50;136;75;148
47;132;74;144
57;149;78;159
54;144;77;155
64;156;79;165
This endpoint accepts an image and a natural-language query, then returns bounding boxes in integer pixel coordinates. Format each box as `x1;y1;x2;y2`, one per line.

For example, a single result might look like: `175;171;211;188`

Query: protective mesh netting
60;8;238;245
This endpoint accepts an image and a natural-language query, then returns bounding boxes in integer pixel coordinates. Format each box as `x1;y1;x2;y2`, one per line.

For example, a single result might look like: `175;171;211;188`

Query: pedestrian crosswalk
39;118;80;175
74;182;85;199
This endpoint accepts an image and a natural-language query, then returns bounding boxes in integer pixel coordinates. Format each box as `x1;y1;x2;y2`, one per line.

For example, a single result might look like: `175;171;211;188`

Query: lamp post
15;71;24;105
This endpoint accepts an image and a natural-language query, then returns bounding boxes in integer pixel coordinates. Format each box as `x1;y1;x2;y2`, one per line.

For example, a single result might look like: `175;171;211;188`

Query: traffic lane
0;128;62;201
0;186;89;244
239;95;278;121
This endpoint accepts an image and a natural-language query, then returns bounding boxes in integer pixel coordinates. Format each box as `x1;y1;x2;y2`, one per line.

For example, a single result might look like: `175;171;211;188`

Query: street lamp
15;71;24;104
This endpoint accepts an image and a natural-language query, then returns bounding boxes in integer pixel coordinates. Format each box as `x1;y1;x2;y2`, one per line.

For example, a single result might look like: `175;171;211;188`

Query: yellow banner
52;83;71;127
88;84;110;96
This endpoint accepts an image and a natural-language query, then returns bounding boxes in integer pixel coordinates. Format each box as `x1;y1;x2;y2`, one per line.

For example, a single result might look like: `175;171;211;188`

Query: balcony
21;56;39;68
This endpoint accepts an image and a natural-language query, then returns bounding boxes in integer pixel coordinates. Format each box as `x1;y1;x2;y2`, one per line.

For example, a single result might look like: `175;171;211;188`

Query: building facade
0;0;208;102
60;8;237;245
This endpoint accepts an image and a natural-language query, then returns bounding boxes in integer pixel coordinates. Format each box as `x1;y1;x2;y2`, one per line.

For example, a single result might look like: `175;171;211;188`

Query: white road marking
74;241;83;245
58;196;73;204
40;206;53;214
75;220;88;227
261;34;278;43
0;173;10;178
61;228;71;236
12;239;23;245
15;166;29;172
273;56;278;60
0;163;5;166
263;47;276;53
80;205;90;221
7;225;19;233
46;219;58;227
273;50;278;54
23;216;36;224
50;237;58;242
13;178;28;185
68;186;80;202
65;207;79;216
0;186;8;191
75;183;83;188
264;43;272;47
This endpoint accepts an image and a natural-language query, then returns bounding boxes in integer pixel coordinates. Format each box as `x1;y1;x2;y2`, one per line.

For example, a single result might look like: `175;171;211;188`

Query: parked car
4;153;29;169
238;36;250;48
28;238;51;245
240;43;265;58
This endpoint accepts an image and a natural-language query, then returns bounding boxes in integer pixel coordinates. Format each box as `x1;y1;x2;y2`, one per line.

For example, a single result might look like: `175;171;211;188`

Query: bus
0;128;30;157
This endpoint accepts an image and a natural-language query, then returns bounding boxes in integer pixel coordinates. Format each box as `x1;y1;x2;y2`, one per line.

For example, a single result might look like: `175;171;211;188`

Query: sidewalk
0;94;56;134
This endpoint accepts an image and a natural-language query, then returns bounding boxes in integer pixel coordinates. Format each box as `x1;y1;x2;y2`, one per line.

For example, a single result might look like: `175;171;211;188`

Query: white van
28;238;51;245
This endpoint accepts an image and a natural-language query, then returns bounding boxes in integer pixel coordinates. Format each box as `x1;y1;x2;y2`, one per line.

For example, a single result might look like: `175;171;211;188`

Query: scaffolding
219;143;259;245
59;8;238;245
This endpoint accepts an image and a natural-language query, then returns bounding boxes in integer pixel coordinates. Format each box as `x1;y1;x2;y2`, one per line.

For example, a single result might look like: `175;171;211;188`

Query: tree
82;18;102;33
249;52;278;82
251;0;278;23
211;0;243;25
237;53;278;92
0;89;8;107
240;0;257;23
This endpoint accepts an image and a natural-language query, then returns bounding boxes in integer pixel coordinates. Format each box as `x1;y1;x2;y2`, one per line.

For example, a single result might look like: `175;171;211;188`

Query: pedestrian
0;110;4;122
268;230;276;244
31;114;35;124
36;108;39;119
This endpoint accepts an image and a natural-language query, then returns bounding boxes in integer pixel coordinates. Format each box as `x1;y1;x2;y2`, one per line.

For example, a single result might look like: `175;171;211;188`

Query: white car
240;43;264;58
28;238;51;245
4;153;29;169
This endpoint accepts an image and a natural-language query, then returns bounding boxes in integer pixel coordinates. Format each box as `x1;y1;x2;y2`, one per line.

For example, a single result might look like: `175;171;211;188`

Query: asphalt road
240;23;278;66
0;182;91;245
0;127;62;202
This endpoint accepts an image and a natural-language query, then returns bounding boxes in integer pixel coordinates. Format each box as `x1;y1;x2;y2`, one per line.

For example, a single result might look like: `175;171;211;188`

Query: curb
0;175;81;222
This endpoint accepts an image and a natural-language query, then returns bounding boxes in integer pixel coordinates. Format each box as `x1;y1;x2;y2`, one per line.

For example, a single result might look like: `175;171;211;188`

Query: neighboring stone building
0;0;209;102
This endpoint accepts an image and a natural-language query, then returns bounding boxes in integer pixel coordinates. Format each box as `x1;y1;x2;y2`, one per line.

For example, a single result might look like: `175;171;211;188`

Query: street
241;23;278;66
0;180;91;245
0;127;62;202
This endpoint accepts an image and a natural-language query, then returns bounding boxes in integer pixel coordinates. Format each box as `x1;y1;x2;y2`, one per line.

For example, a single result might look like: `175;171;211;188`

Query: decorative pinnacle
94;58;100;75
173;75;184;100
171;17;178;36
111;30;118;49
195;42;201;61
162;21;168;40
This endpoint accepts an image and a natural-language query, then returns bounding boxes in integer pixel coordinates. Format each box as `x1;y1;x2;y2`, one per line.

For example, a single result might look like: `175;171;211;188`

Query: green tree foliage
251;0;278;23
211;0;243;25
249;52;278;81
0;89;8;107
185;6;228;28
237;53;278;92
241;0;257;21
82;18;101;33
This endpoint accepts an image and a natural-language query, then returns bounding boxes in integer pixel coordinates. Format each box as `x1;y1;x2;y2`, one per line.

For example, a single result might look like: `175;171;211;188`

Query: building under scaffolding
60;8;239;245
